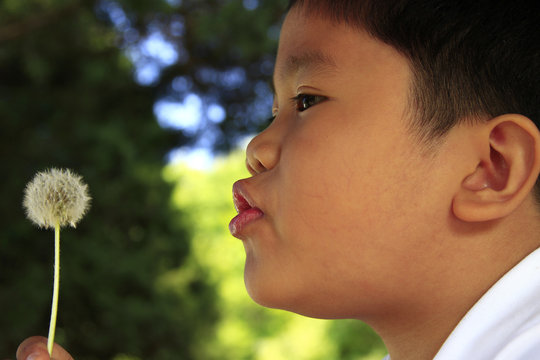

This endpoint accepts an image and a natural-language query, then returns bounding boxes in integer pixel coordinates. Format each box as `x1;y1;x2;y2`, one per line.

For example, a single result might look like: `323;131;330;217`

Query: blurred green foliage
0;0;225;358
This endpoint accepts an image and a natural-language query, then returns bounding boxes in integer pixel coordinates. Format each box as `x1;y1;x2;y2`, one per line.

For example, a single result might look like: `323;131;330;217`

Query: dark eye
294;94;326;112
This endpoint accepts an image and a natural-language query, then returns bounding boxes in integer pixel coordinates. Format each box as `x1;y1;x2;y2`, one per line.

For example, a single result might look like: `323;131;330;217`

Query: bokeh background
0;0;386;359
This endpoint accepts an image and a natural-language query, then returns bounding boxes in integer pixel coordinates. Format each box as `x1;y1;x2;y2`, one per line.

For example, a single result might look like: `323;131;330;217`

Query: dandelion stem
47;221;61;356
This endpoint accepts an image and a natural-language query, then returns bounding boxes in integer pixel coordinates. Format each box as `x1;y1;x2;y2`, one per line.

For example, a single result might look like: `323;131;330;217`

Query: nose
246;123;281;175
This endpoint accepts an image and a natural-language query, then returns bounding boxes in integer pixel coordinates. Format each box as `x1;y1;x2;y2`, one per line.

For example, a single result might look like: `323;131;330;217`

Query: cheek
277;127;407;245
279;129;439;266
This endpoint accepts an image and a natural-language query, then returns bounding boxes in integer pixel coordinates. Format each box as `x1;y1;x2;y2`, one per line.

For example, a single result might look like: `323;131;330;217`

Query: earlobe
453;115;540;222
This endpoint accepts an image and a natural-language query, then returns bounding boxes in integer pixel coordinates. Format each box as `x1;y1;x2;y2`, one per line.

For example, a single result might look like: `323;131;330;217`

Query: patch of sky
195;123;221;148
154;94;203;134
207;104;226;123
254;80;272;97
140;32;178;66
123;28;139;44
135;63;161;85
170;15;185;37
165;0;182;7
167;146;215;170
97;0;131;31
154;94;226;130
259;58;275;76
239;81;274;126
195;67;216;84
166;122;226;169
196;67;246;90
221;67;246;89
99;1;184;86
128;31;181;85
243;0;259;10
168;135;254;170
172;76;192;93
254;81;274;114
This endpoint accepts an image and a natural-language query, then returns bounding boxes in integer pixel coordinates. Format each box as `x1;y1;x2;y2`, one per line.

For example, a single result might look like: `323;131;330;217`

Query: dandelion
23;168;91;229
23;168;91;356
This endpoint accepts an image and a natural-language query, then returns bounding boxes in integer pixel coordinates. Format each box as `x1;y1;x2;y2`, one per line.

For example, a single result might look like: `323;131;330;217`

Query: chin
243;268;354;319
243;267;288;309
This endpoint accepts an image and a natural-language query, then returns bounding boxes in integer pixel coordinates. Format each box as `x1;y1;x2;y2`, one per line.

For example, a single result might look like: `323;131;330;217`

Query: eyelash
268;93;326;121
291;94;326;112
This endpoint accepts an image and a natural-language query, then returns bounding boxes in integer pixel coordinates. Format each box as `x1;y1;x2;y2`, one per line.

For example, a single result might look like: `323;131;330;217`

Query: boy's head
231;0;540;339
287;0;540;136
289;0;540;199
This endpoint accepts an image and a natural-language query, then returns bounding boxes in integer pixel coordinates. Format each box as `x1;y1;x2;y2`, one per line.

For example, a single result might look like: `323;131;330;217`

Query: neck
372;198;540;360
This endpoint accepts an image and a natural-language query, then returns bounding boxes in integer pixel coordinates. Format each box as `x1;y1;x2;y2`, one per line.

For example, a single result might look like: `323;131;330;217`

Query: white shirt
383;247;540;360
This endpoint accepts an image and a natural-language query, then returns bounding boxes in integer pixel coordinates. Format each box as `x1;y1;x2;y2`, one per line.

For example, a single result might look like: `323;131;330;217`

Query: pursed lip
229;180;264;238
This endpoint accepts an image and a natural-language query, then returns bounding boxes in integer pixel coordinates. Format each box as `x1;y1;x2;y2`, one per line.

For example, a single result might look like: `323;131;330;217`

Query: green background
0;0;386;358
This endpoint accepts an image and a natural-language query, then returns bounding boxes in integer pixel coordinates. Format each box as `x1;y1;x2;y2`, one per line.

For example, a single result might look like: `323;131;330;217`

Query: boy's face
232;7;463;319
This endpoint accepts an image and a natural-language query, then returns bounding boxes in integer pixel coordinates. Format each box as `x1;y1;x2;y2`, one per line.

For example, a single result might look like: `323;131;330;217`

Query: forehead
273;8;408;88
274;9;344;80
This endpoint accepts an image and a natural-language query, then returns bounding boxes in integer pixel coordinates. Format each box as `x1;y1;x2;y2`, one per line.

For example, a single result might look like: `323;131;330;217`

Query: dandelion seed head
23;168;91;229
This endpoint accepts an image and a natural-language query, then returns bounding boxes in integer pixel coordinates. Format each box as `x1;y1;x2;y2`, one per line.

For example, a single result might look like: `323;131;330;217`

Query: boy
18;0;540;359
228;0;540;359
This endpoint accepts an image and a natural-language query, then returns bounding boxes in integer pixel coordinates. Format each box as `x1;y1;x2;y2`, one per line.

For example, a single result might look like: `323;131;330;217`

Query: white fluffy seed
23;168;91;229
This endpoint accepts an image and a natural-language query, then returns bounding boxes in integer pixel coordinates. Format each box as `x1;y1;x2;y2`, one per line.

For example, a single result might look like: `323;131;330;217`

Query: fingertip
16;337;49;360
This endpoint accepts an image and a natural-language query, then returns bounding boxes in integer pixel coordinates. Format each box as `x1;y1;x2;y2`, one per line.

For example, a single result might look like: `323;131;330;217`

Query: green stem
47;222;60;356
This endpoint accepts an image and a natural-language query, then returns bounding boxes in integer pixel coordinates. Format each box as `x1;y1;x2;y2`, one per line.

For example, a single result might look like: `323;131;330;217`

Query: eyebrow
271;50;338;94
285;50;337;76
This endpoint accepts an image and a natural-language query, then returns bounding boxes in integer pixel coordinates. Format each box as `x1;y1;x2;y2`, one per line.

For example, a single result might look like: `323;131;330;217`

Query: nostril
246;157;264;175
246;159;256;175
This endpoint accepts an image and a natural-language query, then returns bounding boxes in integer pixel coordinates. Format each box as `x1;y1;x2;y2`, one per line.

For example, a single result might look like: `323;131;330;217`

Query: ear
453;114;540;222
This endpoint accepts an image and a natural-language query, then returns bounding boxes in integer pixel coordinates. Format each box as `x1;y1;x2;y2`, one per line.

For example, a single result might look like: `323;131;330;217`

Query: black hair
288;0;540;200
